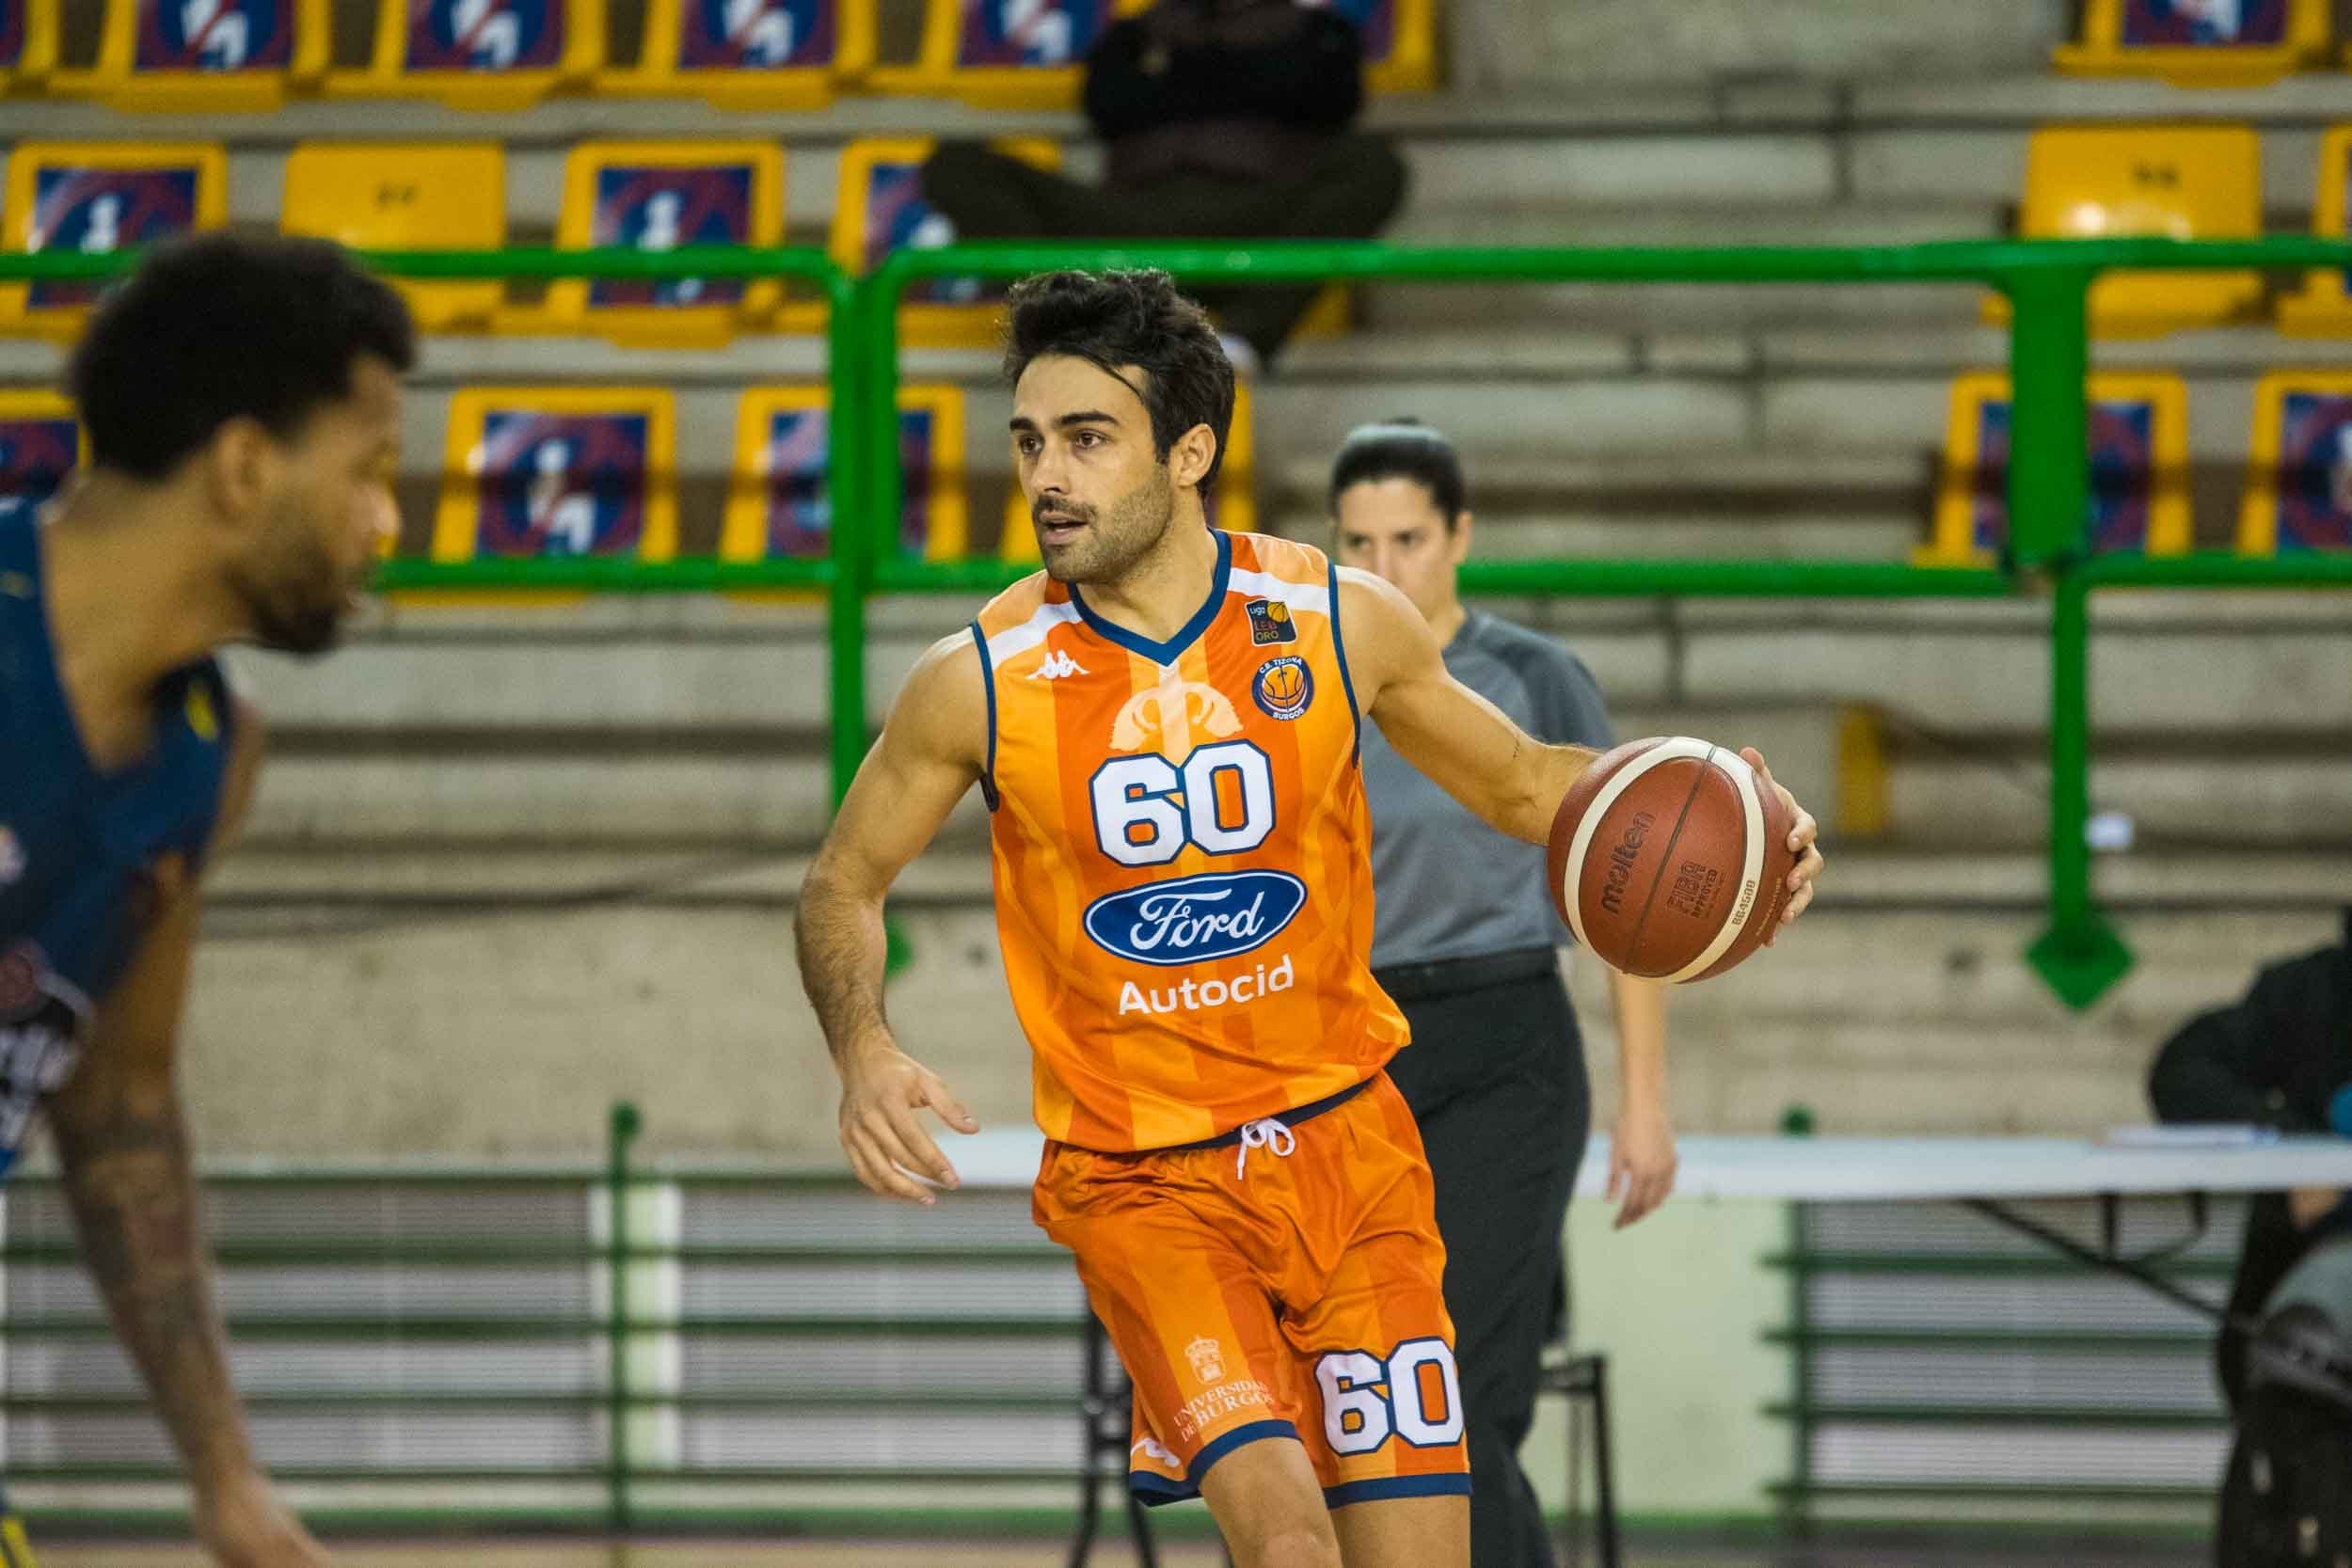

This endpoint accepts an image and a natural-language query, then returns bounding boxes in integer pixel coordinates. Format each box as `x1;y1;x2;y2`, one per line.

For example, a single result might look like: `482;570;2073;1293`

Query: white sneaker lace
1233;1117;1295;1179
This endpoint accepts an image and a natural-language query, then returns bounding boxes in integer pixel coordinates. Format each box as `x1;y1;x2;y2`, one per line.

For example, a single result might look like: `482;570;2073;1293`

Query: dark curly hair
1002;268;1235;491
69;232;416;483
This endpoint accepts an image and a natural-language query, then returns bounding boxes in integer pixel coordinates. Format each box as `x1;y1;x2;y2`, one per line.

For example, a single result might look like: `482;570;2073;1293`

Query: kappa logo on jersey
0;825;21;888
1029;649;1088;681
1251;656;1312;721
1245;598;1297;646
1110;678;1239;755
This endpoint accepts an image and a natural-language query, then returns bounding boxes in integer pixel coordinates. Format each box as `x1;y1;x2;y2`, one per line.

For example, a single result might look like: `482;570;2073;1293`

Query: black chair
1536;1345;1621;1568
1069;1314;1240;1568
1069;1312;1164;1568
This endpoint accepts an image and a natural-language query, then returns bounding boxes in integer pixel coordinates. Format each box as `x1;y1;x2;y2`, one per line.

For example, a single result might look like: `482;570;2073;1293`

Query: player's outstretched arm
1340;569;1823;929
1339;567;1600;845
796;633;988;1206
45;706;332;1568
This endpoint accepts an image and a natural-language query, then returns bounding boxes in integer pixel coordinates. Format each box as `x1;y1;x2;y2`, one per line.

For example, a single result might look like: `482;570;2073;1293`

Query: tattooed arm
43;705;326;1567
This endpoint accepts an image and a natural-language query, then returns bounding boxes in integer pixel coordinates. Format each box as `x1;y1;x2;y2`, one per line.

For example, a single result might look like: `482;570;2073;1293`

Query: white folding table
939;1129;2352;1204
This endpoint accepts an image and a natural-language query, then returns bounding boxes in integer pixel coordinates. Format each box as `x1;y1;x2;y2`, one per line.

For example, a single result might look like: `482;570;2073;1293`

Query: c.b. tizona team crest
1251;656;1312;721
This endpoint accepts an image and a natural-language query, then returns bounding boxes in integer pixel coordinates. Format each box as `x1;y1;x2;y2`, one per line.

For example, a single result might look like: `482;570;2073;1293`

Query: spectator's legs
1195;135;1409;364
919;141;1145;238
919;136;1409;367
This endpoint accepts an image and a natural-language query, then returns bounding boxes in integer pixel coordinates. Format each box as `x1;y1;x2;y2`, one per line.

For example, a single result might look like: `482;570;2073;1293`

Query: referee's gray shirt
1361;610;1617;968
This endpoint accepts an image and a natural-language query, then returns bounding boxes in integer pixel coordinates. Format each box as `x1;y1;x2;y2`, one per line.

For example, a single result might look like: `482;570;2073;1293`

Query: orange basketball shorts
1032;1071;1470;1510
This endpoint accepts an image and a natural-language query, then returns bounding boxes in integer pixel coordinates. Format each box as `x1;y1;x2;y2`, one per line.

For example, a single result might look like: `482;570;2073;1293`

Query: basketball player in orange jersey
797;269;1823;1568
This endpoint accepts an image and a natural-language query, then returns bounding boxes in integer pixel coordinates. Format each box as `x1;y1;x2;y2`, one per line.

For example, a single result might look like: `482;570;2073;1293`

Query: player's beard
230;492;356;657
1034;467;1176;586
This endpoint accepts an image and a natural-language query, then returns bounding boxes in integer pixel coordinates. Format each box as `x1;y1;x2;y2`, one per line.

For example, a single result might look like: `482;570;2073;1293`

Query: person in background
2149;911;2352;1408
1331;420;1677;1568
919;0;1406;372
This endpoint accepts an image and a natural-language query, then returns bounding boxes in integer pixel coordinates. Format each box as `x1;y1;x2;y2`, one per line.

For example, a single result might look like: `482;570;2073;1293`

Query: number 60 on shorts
1315;1338;1465;1455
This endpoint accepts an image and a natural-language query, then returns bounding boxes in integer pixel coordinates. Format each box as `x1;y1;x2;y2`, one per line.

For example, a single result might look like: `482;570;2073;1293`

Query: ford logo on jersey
1083;871;1307;967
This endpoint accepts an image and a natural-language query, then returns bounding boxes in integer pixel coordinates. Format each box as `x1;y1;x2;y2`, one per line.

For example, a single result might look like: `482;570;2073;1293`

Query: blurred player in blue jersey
0;234;414;1567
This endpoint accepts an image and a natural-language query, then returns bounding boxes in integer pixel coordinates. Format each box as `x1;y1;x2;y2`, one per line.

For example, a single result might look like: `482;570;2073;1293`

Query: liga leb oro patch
1246;598;1296;645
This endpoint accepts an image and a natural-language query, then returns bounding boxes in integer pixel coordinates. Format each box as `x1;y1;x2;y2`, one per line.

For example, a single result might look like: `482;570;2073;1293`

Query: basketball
1545;737;1797;982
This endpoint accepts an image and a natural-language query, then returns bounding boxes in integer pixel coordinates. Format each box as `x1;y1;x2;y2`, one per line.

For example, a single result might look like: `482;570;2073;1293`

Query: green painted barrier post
606;1100;643;1533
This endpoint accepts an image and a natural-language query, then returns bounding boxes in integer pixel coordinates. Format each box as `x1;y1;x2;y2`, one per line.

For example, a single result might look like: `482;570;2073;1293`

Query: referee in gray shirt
1331;421;1677;1568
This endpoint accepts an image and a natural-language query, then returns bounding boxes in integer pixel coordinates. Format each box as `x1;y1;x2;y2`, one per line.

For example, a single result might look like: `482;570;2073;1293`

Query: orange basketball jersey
971;529;1409;1152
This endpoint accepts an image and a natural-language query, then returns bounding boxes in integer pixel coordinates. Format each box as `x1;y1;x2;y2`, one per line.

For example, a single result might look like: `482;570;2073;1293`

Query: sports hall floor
32;1536;2207;1566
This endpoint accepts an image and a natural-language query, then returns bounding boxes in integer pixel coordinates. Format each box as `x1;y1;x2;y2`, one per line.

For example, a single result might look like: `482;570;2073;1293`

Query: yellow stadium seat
722;385;968;566
280;143;506;334
2054;0;2328;86
536;141;785;349
0;390;83;524
825;136;1060;348
605;0;873;108
3;1;61;87
2239;371;2352;553
0;142;229;340
330;0;603;110
2276;127;2352;335
874;0;1144;107
1315;0;1436;93
1001;381;1255;562
1984;126;2265;336
52;0;329;112
433;388;678;592
1921;370;2191;565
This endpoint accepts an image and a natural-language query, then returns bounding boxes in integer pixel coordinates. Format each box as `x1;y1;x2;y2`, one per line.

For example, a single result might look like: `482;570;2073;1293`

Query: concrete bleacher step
1679;593;2352;733
1386;200;2007;250
182;870;2350;1149
227;583;2352;856
1847;72;2352;129
1265;449;1929;559
1883;745;2352;851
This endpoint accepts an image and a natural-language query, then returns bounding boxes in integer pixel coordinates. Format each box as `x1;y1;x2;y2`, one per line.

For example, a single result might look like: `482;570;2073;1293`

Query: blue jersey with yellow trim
0;516;234;1176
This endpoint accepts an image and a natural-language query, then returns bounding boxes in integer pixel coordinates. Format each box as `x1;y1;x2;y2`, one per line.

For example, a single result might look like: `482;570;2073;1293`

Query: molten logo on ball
1597;811;1655;916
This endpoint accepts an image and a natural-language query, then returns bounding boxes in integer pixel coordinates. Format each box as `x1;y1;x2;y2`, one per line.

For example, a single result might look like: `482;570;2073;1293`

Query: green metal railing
11;236;2352;1004
1765;1192;2245;1531
0;1101;1136;1537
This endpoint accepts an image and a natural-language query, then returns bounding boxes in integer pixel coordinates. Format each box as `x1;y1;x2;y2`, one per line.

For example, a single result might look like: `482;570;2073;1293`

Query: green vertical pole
606;1101;642;1534
862;270;917;976
826;270;869;807
1782;1200;1812;1538
2007;265;2132;1005
866;270;908;591
2029;571;2131;1006
2002;269;2092;572
1778;1105;1814;1539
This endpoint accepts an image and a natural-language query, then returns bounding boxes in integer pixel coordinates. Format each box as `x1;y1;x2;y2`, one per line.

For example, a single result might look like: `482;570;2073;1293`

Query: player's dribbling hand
1740;747;1822;943
837;1037;980;1206
194;1476;330;1566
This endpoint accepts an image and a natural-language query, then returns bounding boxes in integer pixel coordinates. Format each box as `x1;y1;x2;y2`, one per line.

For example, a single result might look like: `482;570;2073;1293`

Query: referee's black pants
1377;951;1592;1568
